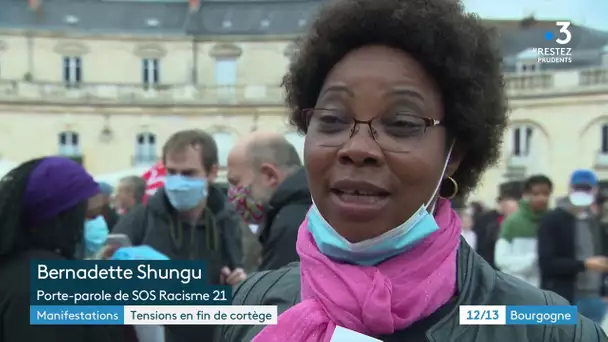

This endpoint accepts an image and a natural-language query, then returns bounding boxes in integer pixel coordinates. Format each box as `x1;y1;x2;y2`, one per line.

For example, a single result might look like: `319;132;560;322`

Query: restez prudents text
37;264;203;284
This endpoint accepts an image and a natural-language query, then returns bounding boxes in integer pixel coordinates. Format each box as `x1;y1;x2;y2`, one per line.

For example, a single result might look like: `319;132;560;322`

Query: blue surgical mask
84;215;109;258
307;144;454;266
164;174;208;211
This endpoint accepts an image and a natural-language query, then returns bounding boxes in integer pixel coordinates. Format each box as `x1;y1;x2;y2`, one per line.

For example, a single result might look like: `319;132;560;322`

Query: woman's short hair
284;0;508;196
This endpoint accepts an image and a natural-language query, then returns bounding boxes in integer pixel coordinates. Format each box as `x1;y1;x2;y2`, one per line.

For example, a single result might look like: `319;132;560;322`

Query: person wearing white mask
538;169;608;322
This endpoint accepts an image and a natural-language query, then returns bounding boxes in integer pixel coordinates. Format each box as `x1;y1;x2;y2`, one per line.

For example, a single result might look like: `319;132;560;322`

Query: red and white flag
141;161;166;204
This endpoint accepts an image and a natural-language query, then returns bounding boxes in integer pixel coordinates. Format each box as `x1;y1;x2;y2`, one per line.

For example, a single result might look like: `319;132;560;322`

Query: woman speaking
218;0;606;341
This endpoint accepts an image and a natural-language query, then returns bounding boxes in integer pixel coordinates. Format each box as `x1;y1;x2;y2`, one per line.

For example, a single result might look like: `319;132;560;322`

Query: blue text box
30;305;124;325
506;305;577;325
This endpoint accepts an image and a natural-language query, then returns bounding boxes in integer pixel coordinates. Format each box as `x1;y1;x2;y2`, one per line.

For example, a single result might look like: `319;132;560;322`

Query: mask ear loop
425;141;456;213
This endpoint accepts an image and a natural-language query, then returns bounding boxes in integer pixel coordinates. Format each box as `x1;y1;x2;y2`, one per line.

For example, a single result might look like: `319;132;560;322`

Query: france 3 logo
534;21;574;64
545;21;572;45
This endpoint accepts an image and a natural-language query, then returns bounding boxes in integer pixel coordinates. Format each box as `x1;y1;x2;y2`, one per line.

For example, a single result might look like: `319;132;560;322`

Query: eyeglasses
303;108;443;153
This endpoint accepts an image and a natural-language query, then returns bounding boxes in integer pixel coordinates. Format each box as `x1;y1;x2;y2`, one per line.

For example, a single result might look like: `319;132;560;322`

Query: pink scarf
253;198;460;341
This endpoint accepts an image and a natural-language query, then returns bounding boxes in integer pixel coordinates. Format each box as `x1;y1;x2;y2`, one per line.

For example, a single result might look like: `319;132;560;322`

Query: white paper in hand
330;326;382;342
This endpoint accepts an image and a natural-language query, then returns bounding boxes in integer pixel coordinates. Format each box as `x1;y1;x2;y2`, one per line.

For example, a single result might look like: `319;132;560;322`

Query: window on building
512;125;533;157
58;131;81;156
601;124;608;154
142;58;159;89
134;132;157;166
515;49;539;73
212;132;234;168
215;59;237;99
517;62;538;73
284;132;305;163
187;61;195;84
63;56;81;88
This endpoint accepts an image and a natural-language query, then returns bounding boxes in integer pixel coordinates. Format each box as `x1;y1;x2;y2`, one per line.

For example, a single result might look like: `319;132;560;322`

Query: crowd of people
0;126;313;342
0;0;607;341
462;172;608;323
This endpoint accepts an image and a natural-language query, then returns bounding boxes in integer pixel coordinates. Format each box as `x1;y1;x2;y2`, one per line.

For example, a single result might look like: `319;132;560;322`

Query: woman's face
304;45;462;243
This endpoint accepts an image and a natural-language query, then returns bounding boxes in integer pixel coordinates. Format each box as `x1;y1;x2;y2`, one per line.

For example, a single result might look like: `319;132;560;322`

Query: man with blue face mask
538;169;608;322
112;129;244;342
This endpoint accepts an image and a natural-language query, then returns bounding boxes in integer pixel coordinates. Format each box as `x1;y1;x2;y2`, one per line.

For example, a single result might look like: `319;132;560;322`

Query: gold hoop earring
440;176;459;200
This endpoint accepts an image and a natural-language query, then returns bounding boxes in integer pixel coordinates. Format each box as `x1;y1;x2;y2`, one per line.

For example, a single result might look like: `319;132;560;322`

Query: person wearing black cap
0;157;129;342
538;169;608;322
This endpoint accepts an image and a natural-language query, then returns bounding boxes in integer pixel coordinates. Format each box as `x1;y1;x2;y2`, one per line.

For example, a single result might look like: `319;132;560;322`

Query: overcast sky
463;0;607;31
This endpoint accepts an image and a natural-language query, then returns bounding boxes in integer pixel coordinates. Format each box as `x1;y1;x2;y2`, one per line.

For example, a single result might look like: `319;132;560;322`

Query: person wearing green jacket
495;175;553;287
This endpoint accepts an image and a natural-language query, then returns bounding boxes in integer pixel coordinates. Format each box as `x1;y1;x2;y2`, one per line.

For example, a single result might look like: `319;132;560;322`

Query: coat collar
427;238;496;341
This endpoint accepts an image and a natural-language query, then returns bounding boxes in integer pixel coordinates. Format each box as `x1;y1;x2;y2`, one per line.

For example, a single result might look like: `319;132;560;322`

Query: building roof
185;0;320;36
0;0;189;35
0;0;606;68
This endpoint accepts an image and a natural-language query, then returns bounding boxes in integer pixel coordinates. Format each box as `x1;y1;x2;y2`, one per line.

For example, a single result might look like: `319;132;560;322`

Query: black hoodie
258;167;311;271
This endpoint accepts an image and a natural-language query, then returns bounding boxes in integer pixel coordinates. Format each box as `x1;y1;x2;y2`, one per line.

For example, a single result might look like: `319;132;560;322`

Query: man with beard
227;132;311;271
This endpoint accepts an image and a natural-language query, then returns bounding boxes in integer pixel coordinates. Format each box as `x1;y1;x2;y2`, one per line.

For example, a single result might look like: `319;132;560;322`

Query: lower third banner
30;305;278;325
